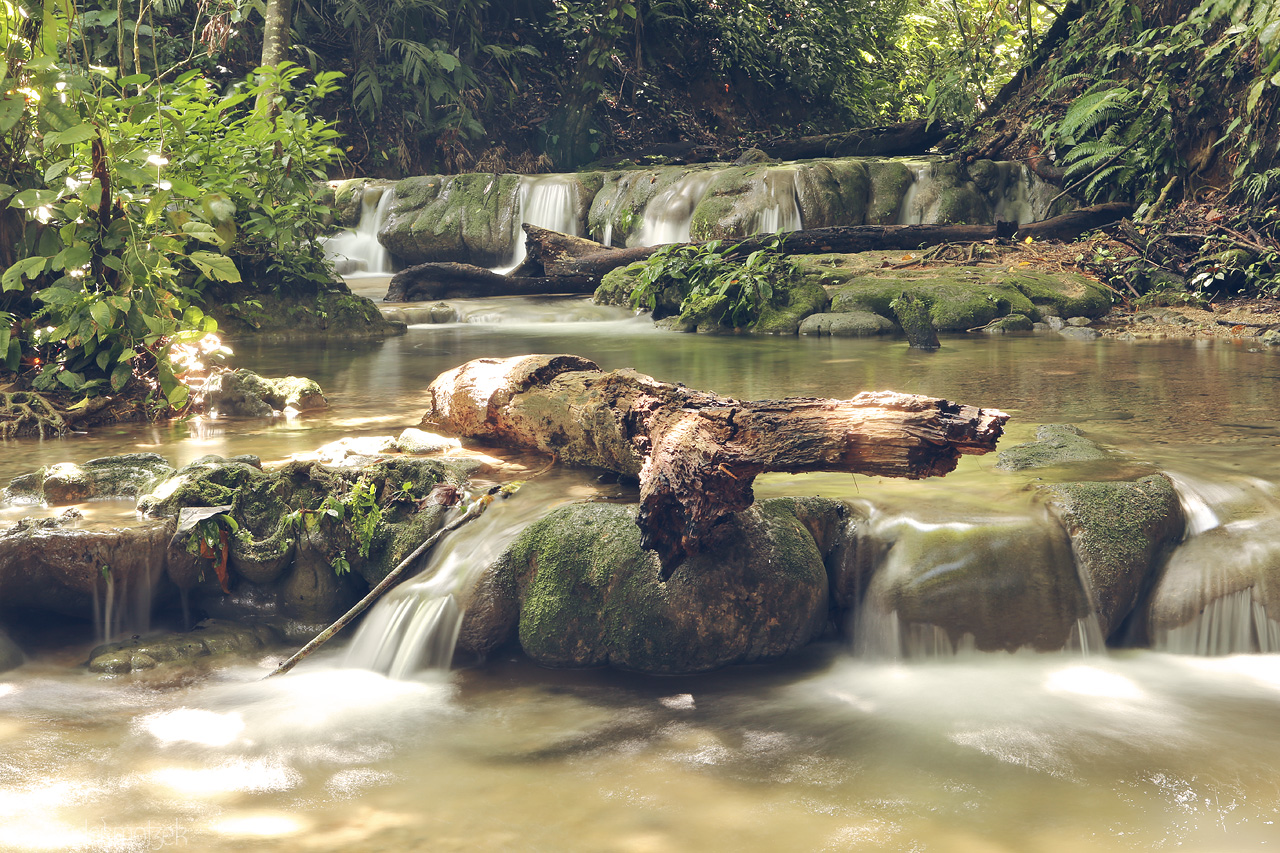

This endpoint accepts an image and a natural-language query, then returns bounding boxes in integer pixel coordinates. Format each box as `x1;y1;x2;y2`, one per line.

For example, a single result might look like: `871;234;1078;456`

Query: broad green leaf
181;221;222;245
188;251;242;283
4;338;19;372
45;124;98;148
0;327;8;360
52;243;92;271
44;158;74;182
111;361;132;391
0;95;23;134
1247;78;1266;113
9;188;59;209
57;370;85;391
34;285;82;306
3;256;49;290
90;300;113;330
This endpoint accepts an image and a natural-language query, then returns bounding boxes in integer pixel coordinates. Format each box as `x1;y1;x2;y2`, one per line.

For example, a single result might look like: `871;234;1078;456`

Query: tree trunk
385;262;596;302
755;120;959;160
260;0;293;66
422;354;1009;573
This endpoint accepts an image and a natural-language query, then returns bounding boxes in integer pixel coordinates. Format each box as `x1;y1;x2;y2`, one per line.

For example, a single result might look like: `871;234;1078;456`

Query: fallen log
385;261;596;302
422;354;1008;574
538;203;1134;284
755;120;959;161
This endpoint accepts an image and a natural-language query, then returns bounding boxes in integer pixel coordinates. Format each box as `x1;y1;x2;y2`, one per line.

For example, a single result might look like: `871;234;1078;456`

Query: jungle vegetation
0;0;1277;416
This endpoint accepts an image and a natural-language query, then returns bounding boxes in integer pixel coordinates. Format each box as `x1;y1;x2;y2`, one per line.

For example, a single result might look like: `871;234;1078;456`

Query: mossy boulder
87;619;283;674
588;168;698;244
0;515;175;619
861;515;1091;653
795;159;871;228
689;166;805;242
198;369;328;418
204;279;398;342
380;173;522;266
865;160;914;224
996;424;1111;471
822;265;1112;331
1038;475;1185;639
459;499;832;673
982;313;1035;333
799;310;897;336
11;452;174;505
333;178;367;227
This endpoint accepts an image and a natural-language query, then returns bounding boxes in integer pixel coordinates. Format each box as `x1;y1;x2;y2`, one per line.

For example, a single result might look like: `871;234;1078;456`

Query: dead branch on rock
421;354;1008;573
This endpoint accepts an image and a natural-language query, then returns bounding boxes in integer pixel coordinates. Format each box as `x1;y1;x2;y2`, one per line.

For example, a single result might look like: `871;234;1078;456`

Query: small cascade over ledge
324;186;395;277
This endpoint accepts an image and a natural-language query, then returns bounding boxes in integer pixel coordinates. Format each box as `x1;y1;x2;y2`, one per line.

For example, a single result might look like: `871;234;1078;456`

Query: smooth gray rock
799;311;897;336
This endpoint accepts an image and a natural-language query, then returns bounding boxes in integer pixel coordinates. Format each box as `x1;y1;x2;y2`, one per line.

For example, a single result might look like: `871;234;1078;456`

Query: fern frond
1057;85;1139;143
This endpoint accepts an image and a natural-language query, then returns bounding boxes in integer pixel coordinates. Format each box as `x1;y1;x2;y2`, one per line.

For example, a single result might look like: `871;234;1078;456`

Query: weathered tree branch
421;354;1008;573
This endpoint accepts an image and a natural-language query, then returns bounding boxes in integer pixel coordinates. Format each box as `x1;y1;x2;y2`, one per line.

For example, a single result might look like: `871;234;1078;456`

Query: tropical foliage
1;0;341;410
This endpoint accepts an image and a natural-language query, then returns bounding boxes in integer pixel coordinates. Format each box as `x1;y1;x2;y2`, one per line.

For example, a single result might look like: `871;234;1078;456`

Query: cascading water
323;187;395;277
495;175;583;273
749;170;803;236
850;511;1106;659
895;162;935;225
344;483;566;676
1145;475;1280;654
92;552;163;644
633;171;717;246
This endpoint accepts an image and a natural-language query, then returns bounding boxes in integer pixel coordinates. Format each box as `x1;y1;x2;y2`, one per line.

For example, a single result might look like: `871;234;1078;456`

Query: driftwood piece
421;354;1008;573
385;261;596;302
522;224;614;274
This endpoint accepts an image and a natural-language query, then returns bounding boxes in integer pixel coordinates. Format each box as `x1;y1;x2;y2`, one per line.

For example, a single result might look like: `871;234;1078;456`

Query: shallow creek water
3;298;1280;851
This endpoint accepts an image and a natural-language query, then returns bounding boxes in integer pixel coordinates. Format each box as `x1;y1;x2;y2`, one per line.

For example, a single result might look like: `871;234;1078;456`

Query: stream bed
3;298;1280;851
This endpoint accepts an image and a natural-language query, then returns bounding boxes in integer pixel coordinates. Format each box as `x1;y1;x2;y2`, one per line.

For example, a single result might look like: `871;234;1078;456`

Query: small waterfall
748;170;803;236
345;490;554;677
1157;589;1280;655
635;171;717;246
324;187;395;277
851;513;1101;658
496;175;583;272
1149;476;1280;655
92;554;162;644
896;163;934;225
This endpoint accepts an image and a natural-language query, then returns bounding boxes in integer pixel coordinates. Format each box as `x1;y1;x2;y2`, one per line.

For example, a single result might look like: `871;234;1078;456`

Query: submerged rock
6;452;174;505
1142;517;1280;651
198;369;328;418
798;310;897;336
996;424;1110;471
460;499;834;673
1038;474;1185;639
87;618;283;674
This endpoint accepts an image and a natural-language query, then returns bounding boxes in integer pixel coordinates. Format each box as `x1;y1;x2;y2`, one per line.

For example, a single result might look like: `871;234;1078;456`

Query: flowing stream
4;302;1280;850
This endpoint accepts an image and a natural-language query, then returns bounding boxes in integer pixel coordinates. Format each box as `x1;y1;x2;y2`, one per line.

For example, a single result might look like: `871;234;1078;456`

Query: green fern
1056;85;1140;144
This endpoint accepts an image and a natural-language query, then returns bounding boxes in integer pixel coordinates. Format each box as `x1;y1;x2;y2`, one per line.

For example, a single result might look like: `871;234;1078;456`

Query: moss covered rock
997;424;1111;471
198;370;328;418
798;310;897;336
1038;474;1185;638
865;160;914;224
87;618;283;674
14;453;174;505
795;159;871;228
380;173;522;266
460;499;832;673
820;264;1112;331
